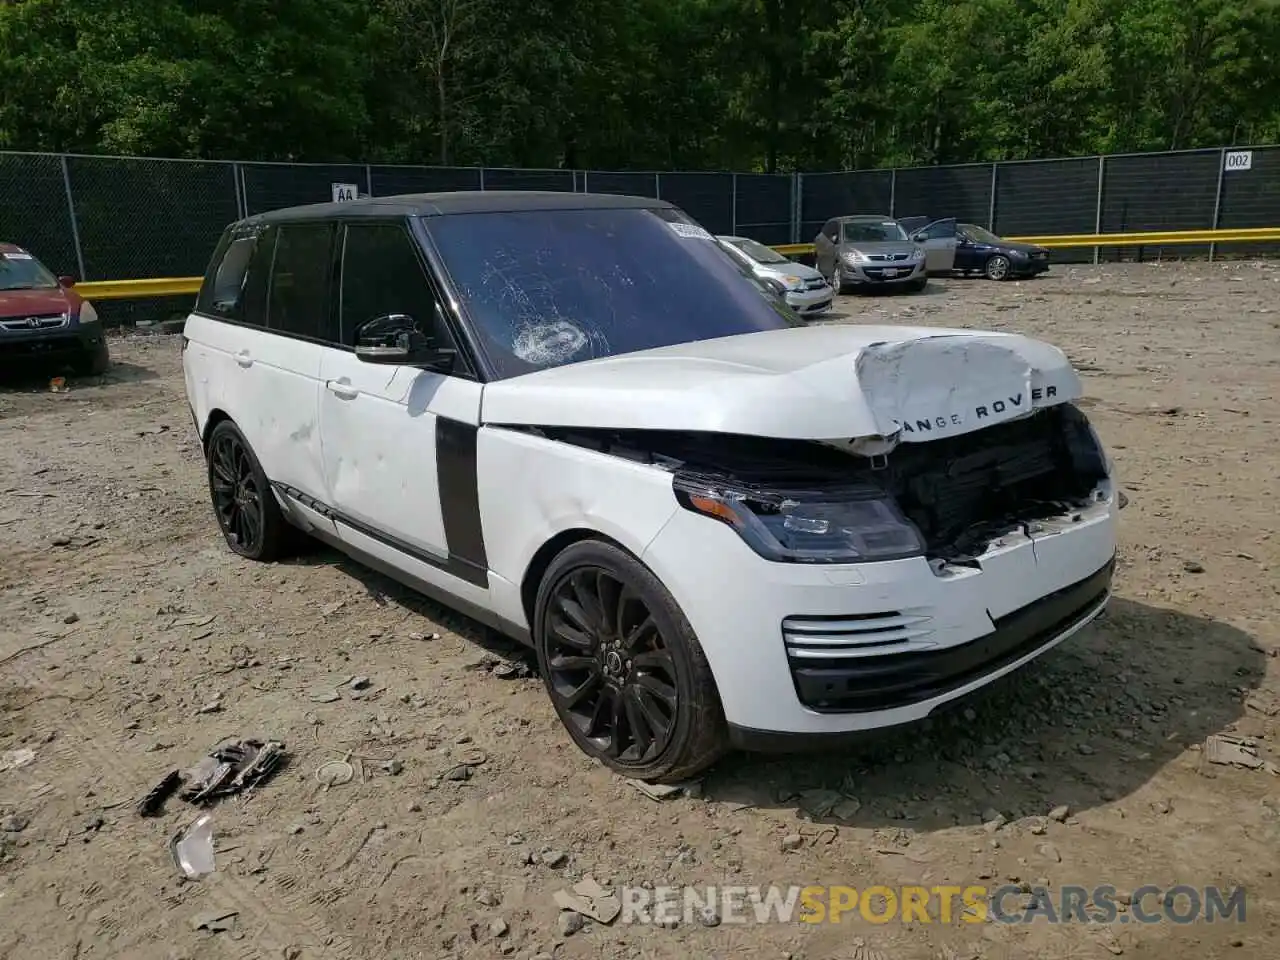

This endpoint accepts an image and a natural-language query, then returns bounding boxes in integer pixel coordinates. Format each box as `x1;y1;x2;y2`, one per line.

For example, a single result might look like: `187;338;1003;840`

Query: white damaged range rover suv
183;191;1120;783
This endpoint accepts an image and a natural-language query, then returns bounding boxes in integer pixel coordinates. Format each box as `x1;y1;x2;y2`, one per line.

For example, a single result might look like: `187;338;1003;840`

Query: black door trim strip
271;481;488;589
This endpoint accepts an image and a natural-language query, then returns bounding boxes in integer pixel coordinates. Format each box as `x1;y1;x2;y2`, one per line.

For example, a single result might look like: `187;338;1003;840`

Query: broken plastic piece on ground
455;747;487;766
172;813;216;878
191;908;238;932
137;769;181;817
48;377;65;392
181;738;286;804
553;875;622;924
1204;734;1263;769
316;759;355;789
625;778;700;801
0;748;36;773
491;660;531;679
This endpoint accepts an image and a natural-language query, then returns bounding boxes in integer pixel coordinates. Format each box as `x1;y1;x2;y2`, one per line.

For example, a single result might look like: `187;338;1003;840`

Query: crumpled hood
480;324;1082;448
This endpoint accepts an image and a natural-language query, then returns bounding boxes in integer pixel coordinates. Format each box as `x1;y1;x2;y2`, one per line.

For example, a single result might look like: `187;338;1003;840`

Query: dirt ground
1;261;1278;960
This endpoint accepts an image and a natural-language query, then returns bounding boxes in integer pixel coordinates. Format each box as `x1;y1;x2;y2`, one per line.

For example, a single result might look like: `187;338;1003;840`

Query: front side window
921;220;957;240
960;224;999;243
426;207;801;380
0;251;58;291
842;220;908;243
267;223;336;340
339;223;440;347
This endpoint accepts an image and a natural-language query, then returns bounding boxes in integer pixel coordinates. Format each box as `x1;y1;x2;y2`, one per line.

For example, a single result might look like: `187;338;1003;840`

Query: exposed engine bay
525;403;1110;562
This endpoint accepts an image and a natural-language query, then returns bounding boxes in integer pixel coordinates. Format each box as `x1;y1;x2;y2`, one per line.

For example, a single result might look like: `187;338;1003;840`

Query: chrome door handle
326;379;359;400
234;350;253;368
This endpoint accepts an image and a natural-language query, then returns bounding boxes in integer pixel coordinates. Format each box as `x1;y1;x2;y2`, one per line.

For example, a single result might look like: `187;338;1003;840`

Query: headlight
779;275;805;291
843;250;869;264
673;477;925;564
1009;249;1028;258
77;301;99;324
913;247;926;259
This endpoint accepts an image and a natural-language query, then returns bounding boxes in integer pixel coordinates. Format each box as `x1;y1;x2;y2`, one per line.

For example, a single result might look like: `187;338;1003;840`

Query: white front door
316;220;488;591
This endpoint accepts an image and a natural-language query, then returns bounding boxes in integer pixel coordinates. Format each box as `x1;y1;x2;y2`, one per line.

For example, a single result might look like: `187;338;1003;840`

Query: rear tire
533;539;729;783
205;420;291;562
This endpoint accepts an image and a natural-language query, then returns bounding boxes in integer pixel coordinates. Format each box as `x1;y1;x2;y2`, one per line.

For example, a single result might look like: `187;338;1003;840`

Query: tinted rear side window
267;223;336;341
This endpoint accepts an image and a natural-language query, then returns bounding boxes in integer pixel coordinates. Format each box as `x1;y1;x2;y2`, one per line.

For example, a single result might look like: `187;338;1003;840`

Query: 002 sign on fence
1224;151;1253;172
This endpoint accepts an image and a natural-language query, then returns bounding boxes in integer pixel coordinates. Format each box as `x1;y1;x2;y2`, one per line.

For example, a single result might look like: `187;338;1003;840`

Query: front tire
830;263;847;294
205;420;290;562
74;340;110;377
533;539;728;783
985;255;1011;281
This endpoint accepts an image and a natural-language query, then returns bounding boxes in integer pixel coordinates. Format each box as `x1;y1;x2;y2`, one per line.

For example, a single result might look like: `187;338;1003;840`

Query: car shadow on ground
279;546;534;662
0;359;156;392
275;546;1266;829
702;597;1266;831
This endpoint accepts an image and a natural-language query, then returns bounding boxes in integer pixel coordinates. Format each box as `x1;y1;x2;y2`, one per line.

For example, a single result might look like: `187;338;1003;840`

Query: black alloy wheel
544;567;679;763
534;540;728;782
210;429;264;555
205;420;291;561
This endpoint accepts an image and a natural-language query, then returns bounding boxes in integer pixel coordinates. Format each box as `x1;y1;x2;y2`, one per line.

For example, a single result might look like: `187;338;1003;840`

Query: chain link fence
0;145;1277;325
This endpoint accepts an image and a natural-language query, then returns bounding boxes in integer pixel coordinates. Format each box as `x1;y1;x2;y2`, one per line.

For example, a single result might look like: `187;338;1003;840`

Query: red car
0;243;110;375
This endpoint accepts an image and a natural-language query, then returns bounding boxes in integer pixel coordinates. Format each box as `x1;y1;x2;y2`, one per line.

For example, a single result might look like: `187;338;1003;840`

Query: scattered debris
0;748;36;773
1;814;29;833
1048;804;1070;822
172;813;216;878
349;676;372;690
444;764;474;782
491;660;531;679
140;738;287;815
455;747;488;766
553;875;621;924
308;689;341;704
191;908;237;933
168;614;216;630
625;778;700;801
316;759;355;789
542;850;568;868
557;910;584;936
136;770;182;817
1204;734;1263;769
1182;560;1205;574
780;833;805;852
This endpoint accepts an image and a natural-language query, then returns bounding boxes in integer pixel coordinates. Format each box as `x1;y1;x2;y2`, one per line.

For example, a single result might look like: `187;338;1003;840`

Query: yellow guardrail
775;227;1280;257
72;227;1280;301
74;277;203;300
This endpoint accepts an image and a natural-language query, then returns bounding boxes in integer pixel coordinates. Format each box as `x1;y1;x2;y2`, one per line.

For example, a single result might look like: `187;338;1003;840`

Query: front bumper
843;259;926;284
0;323;105;362
1011;257;1050;276
641;491;1118;739
784;285;834;315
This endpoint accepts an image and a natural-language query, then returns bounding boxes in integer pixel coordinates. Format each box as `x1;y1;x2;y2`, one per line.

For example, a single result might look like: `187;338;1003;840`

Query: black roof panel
242;190;673;227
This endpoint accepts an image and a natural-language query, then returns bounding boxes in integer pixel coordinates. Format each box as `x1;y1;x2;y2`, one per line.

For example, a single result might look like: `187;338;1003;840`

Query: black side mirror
911;232;926;243
354;313;456;373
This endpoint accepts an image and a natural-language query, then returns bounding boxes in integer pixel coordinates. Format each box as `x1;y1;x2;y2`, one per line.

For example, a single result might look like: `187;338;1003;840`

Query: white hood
479;324;1081;447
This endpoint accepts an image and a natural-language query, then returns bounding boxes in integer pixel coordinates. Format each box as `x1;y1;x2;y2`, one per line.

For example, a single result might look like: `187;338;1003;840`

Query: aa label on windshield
669;222;714;241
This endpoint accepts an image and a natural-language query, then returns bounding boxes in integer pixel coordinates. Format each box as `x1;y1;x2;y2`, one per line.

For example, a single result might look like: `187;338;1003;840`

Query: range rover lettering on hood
479;324;1082;450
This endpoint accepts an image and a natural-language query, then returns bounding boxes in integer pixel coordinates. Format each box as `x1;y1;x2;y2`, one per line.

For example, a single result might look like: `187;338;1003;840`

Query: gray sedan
814;215;928;293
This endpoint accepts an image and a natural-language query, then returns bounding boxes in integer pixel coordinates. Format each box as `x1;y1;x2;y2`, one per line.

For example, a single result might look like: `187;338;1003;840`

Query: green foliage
1;0;1277;170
